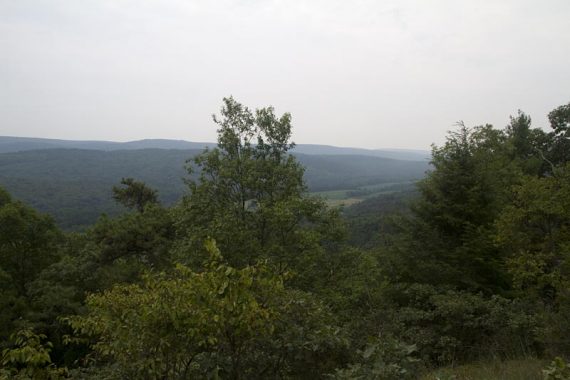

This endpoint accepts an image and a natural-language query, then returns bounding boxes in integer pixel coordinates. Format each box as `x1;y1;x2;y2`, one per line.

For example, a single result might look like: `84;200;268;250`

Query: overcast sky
1;0;569;149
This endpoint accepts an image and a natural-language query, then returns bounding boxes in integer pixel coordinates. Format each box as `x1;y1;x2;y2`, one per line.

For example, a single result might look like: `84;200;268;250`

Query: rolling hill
0;138;430;229
0;136;430;161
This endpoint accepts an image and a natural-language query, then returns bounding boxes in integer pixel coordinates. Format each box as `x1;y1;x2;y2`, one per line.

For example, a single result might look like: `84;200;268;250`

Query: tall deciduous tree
177;97;344;283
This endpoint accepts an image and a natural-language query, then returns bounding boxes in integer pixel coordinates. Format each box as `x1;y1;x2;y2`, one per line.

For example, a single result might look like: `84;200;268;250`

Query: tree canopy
2;99;570;379
177;97;344;284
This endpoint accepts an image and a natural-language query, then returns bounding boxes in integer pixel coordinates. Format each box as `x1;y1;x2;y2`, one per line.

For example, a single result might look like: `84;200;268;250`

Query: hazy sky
1;0;569;149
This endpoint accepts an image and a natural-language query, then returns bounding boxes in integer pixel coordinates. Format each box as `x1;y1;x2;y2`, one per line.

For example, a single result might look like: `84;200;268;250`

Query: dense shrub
383;284;538;364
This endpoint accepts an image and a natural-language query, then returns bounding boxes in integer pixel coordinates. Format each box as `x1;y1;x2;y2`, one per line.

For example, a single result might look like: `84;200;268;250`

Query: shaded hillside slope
0;148;428;229
300;154;427;190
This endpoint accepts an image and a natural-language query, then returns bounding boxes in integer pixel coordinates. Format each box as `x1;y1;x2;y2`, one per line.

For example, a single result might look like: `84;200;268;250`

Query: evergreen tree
386;124;518;292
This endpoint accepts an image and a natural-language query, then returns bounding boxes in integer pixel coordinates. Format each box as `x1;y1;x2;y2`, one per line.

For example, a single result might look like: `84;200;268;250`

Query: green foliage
505;111;550;175
496;164;570;355
0;190;62;296
3;100;570;378
112;177;159;212
546;102;570;168
22;201;176;366
382;284;537;364
255;288;349;378
386;124;520;293
23;201;176;337
177;97;345;285
0;188;63;342
496;165;570;297
310;246;389;349
548;103;570;138
330;337;420;380
0;328;67;379
68;239;345;379
424;359;545;380
90;203;175;273
343;185;417;248
543;357;570;380
67;239;277;378
0;187;10;207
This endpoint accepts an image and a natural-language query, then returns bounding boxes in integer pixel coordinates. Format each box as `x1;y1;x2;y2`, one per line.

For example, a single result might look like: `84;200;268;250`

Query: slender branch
534;147;557;176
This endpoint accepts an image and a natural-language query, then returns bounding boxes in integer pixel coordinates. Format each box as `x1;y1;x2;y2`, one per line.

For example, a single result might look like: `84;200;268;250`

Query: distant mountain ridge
0;136;216;153
0;136;430;161
291;144;429;161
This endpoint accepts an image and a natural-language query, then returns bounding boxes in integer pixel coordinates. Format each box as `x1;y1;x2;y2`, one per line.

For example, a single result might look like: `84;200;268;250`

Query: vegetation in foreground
422;359;545;380
1;98;570;379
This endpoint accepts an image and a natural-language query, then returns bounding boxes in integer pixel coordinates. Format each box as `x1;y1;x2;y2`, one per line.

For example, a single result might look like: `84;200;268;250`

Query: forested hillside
1;99;570;379
0;136;430;161
0;148;427;229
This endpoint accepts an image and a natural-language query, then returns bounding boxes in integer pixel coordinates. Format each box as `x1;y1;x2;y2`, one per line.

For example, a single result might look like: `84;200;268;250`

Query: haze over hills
291;144;429;161
0;136;430;161
0;136;216;153
0;138;429;229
